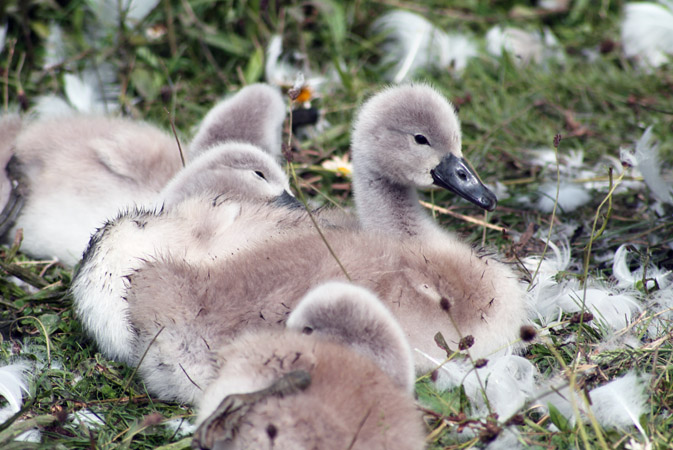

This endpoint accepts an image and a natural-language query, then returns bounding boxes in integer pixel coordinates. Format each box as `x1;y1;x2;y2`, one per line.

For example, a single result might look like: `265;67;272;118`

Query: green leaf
244;45;264;84
131;67;162;101
39;313;61;335
548;403;571;432
314;0;346;51
184;28;251;57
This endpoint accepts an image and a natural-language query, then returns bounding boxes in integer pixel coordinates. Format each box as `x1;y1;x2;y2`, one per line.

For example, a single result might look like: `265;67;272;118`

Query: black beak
431;154;497;211
272;190;302;209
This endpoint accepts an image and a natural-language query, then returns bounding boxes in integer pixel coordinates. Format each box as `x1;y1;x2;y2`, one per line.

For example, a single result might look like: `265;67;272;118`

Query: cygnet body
2;115;182;266
123;84;526;375
72;84;292;364
73;143;297;364
0;83;286;267
130;281;425;449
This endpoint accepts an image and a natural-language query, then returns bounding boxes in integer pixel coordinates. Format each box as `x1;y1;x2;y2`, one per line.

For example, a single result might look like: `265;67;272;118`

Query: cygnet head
157;142;295;209
351;83;496;211
286;281;415;392
189;83;286;159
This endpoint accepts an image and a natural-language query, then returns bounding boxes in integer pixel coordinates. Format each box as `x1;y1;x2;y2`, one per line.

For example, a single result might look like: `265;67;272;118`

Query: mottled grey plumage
131;282;424;449
192;370;311;450
189;84;286;159
124;84;526;383
73;84;292;364
3;115;182;266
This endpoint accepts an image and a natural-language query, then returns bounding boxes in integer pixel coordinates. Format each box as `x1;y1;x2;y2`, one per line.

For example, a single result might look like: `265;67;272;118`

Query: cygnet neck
353;165;438;238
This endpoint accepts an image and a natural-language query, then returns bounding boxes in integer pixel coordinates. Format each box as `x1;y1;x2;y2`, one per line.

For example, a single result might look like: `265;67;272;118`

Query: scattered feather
69;410;106;429
62;69;119;115
539;0;570;9
372;10;477;82
86;0;161;30
486;25;564;66
0;362;29;414
420;351;536;420
0;362;40;443
621;1;673;69
485;427;523;450
645;285;673;338
31;95;77;118
537;372;649;432
0;22;6;55
621;126;673;206
536;181;592;213
613;244;673;290
43;22;67;70
163;417;197;437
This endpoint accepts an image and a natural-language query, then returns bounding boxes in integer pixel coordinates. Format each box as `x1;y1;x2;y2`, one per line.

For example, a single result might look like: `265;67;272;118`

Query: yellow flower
321;154;352;177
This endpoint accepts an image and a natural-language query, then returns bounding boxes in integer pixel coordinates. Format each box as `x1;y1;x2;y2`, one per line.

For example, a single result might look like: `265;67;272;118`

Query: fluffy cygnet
188;83;286;159
0;83;286;267
123;84;526;374
129;281;425;449
2;115;182;266
72;142;297;364
351;83;496;238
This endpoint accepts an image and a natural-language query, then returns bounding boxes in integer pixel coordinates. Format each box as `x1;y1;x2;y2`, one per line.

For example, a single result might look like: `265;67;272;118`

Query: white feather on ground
43;22;67;70
536;181;592;213
0;362;40;443
645;285;673;338
0;363;29;414
537;372;650;433
163;417;197;437
86;0;161;30
621;1;673;69
486;25;564;66
523;240;642;331
419;352;537;421
34;69;119;118
0;22;7;55
372;10;477;82
69;410;106;429
613;244;673;291
620;126;673;209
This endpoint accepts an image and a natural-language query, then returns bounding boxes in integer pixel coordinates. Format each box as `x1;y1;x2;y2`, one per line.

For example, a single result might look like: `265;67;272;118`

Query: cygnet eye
414;134;430;146
302;326;313;335
254;170;267;181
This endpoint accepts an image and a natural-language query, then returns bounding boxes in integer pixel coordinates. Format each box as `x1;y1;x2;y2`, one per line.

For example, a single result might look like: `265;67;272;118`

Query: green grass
2;0;673;448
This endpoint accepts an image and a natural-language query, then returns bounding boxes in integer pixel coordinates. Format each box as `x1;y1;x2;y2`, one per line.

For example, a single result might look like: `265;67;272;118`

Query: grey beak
272;190;302;209
431;154;497;211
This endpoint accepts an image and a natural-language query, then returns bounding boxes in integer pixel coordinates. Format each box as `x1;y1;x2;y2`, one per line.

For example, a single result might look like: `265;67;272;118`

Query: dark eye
414;134;430;145
254;171;267;180
302;326;313;335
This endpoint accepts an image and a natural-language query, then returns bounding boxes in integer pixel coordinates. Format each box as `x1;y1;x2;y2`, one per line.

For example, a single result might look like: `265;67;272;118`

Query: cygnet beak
272;190;302;209
431;154;497;211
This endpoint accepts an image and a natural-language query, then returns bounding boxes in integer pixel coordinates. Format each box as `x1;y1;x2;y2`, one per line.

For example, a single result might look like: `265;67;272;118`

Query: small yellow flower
321;154;352;177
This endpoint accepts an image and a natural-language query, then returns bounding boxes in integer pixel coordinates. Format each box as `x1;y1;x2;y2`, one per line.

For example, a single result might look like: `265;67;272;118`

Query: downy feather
372;10;477;82
621;126;673;206
538;372;650;432
621;1;673;68
613;243;672;290
486;26;564;66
